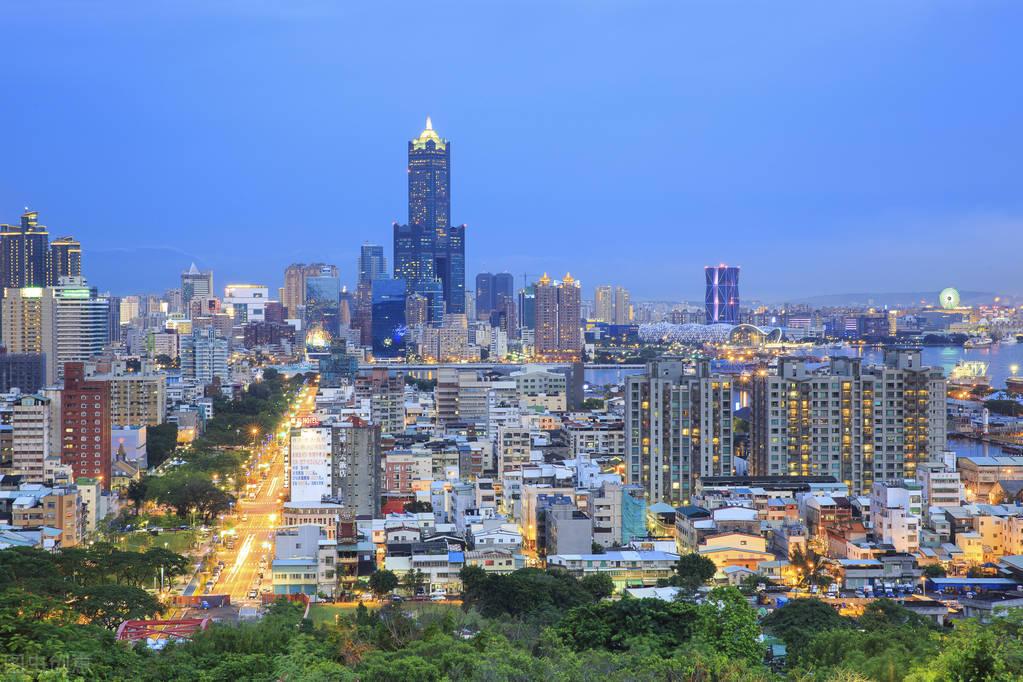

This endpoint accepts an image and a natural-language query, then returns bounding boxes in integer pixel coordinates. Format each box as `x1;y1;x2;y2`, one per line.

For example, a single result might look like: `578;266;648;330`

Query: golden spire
538;272;551;285
412;116;446;150
562;272;575;284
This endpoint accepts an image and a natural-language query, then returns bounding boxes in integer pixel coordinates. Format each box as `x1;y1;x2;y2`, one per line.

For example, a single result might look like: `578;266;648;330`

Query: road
177;381;318;612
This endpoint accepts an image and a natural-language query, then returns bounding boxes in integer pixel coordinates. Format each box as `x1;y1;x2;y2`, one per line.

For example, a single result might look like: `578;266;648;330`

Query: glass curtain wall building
704;265;740;324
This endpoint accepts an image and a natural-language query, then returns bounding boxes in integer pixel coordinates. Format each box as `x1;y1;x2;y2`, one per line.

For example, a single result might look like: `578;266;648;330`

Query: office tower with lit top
181;262;214;314
393;118;465;318
1;210;50;288
48;237;81;284
705;264;740;324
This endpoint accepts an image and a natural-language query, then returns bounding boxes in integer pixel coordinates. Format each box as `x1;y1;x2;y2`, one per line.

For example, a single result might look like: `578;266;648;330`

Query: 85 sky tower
393;118;465;318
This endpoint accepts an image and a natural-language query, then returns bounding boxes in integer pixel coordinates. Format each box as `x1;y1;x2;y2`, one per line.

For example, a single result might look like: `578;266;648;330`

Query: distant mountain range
779;291;996;308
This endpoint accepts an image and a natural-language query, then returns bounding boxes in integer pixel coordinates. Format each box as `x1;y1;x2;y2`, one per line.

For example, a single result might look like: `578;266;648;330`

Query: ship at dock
949;360;991;389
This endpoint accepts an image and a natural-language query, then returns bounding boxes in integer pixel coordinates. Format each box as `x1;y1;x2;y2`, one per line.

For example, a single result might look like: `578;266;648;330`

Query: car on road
248;589;258;599
430;594;446;602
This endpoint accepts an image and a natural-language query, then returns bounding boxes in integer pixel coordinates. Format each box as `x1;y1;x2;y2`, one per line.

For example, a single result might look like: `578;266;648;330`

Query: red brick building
61;362;111;489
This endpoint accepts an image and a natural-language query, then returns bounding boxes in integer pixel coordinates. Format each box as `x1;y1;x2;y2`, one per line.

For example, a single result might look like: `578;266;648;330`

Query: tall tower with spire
394;117;465;318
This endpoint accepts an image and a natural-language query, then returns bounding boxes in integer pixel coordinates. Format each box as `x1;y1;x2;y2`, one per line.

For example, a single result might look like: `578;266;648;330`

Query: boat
964;336;994;349
1001;335;1018;345
949;360;991;389
1007;376;1023;394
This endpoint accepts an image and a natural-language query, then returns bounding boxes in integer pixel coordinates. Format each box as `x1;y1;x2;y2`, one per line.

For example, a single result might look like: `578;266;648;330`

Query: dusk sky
3;1;1021;303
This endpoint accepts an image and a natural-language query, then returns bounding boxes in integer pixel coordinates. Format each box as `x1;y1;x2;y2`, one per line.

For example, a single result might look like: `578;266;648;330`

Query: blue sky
2;1;1021;302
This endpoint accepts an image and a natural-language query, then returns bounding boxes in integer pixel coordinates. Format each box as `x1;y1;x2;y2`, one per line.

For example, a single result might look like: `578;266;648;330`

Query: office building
370;277;407;359
304;266;340;337
181;263;213;312
60;363;111;489
625;360;736;505
1;210;49;288
751;349;947;496
704;264;740;324
180;327;229;386
393;118;466;317
223;284;269;324
518;284;536;332
534;273;582;361
283;263;336;318
475;272;514;321
48;237;82;285
3;278;112;385
358;244;387;285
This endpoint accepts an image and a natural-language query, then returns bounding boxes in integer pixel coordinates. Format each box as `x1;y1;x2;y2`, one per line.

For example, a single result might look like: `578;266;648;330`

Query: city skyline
3;3;1022;301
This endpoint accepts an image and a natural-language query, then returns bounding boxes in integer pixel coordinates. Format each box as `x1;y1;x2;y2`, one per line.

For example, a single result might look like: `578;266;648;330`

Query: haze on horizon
2;1;1021;303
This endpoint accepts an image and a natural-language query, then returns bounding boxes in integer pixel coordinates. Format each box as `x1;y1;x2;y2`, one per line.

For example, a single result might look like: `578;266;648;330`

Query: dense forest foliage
4;547;1023;681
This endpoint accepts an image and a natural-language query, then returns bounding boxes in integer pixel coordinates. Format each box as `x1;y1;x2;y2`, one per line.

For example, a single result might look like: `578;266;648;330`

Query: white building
223;284;269;324
288;427;333;503
870;480;922;554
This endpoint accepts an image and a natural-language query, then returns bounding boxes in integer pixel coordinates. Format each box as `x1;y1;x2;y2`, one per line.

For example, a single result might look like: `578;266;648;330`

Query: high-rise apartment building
704;265;740;324
331;419;381;517
353;368;406;436
594;286;613;323
1;210;49;288
625;360;736;505
613;286;632;325
181;263;214;313
48;237;82;284
60;362;111;489
393;118;465;317
85;362;166;428
10;394;52;483
435;368;489;432
751;349;947;496
180;327;229;386
534;273;582;361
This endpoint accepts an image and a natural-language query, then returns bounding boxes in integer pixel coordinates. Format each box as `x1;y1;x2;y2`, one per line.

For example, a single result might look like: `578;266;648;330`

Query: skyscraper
594;285;612;323
408;116;449;232
535;273;582;361
181;263;213;314
305;266;341;337
393;118;465;318
370;277;408;359
613;286;632;325
358;244;387;286
48;236;81;284
1;210;50;288
475;272;514;320
705;264;740;324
